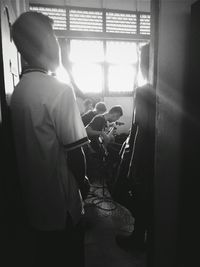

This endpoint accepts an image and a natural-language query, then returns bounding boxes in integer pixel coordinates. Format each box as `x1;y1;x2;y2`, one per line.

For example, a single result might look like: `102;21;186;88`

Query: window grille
69;9;103;32
30;6;67;30
106;12;137;34
139;14;151;35
29;4;151;37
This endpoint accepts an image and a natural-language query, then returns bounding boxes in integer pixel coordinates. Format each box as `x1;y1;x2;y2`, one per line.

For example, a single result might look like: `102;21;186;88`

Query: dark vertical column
0;2;27;266
147;0;159;266
180;1;200;266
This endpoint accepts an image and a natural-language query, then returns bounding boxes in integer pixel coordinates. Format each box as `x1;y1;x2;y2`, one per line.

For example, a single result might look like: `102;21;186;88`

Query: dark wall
0;1;25;265
153;1;192;267
179;1;200;266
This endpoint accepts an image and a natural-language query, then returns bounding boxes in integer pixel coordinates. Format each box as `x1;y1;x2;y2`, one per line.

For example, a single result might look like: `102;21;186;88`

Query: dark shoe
115;234;146;252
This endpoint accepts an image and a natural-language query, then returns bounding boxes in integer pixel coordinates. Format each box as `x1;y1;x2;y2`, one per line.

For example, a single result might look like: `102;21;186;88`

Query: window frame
29;4;151;96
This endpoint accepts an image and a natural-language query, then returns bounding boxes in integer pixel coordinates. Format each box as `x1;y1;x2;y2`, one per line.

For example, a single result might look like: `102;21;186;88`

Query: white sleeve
52;85;88;151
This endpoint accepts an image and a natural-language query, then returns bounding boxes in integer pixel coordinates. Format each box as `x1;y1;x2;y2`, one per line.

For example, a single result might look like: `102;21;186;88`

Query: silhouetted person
81;101;107;126
116;43;156;252
11;11;89;266
86;105;123;153
82;98;93;114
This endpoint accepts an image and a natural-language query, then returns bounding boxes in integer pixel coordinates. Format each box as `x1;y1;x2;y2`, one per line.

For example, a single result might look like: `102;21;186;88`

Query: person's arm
86;125;110;146
67;147;90;200
86;125;102;136
52;85;90;199
86;116;105;137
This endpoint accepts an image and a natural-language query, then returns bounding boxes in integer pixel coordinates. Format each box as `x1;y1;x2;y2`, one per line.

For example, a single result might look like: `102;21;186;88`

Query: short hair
12;11;54;65
83;98;93;107
95;102;107;113
108;105;123;116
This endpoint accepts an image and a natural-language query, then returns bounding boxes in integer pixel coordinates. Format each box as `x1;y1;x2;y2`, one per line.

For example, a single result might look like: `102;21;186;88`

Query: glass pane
70;40;104;63
108;65;136;92
106;41;138;64
72;63;103;93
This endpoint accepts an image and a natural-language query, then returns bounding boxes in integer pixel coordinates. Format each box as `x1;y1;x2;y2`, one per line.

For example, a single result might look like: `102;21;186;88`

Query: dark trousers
19;215;84;267
130;183;149;243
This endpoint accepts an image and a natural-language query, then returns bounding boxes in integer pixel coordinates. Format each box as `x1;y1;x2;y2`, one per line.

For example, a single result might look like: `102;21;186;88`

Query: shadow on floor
84;182;146;267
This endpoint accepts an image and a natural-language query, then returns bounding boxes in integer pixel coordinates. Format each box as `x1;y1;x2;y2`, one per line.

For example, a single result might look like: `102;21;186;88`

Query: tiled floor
84;183;146;267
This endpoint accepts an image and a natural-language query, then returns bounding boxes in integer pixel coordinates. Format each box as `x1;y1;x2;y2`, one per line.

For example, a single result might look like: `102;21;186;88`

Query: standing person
10;11;89;267
81;101;107;126
115;43;156;252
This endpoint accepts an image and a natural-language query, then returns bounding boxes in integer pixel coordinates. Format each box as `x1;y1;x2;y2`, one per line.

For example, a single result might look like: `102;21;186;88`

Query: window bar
66;6;70;31
102;9;106;33
136;13;140;35
103;40;108;96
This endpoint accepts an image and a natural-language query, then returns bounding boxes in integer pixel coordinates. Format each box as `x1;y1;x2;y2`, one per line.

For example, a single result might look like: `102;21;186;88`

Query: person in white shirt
11;11;89;267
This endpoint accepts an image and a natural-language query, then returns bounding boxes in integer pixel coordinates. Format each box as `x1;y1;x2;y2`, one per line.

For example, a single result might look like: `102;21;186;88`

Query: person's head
139;43;150;81
94;102;107;114
83;98;93;112
12;11;60;72
107;105;123;122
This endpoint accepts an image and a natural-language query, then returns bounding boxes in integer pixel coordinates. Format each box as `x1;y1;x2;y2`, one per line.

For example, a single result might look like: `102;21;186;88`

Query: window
29;5;151;37
106;12;137;34
30;6;67;30
139;14;151;35
69;40;104;93
29;4;150;95
106;41;138;93
66;40;147;94
108;65;136;93
69;9;103;32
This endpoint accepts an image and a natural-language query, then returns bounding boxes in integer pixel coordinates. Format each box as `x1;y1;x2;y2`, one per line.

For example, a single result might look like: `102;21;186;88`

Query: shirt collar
20;66;49;78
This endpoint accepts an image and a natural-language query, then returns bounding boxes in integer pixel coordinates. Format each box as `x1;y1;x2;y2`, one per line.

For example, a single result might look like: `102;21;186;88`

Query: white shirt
10;71;88;231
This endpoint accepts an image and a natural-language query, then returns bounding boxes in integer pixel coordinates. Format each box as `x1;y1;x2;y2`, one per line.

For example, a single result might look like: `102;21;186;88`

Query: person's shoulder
88;113;102;125
48;77;75;97
93;114;104;120
91;114;105;125
49;76;71;90
136;83;155;96
82;110;93;117
136;83;153;91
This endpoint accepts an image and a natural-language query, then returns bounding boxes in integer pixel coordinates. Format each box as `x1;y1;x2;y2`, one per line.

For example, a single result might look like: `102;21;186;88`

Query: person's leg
28;216;85;267
116;183;147;251
131;183;147;242
64;216;85;267
30;228;66;267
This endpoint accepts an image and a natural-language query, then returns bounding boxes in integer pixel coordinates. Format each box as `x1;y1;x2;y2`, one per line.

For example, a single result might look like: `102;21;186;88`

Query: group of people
9;10;155;267
82;102;123;153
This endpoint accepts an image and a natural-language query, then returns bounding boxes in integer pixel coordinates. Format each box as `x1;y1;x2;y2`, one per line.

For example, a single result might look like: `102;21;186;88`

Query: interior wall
154;0;191;266
0;1;27;260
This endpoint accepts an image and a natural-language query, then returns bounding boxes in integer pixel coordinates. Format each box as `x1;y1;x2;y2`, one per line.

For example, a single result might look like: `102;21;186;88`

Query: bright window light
56;65;70;84
106;41;138;64
68;39;140;94
72;63;103;93
108;65;136;92
70;40;104;63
